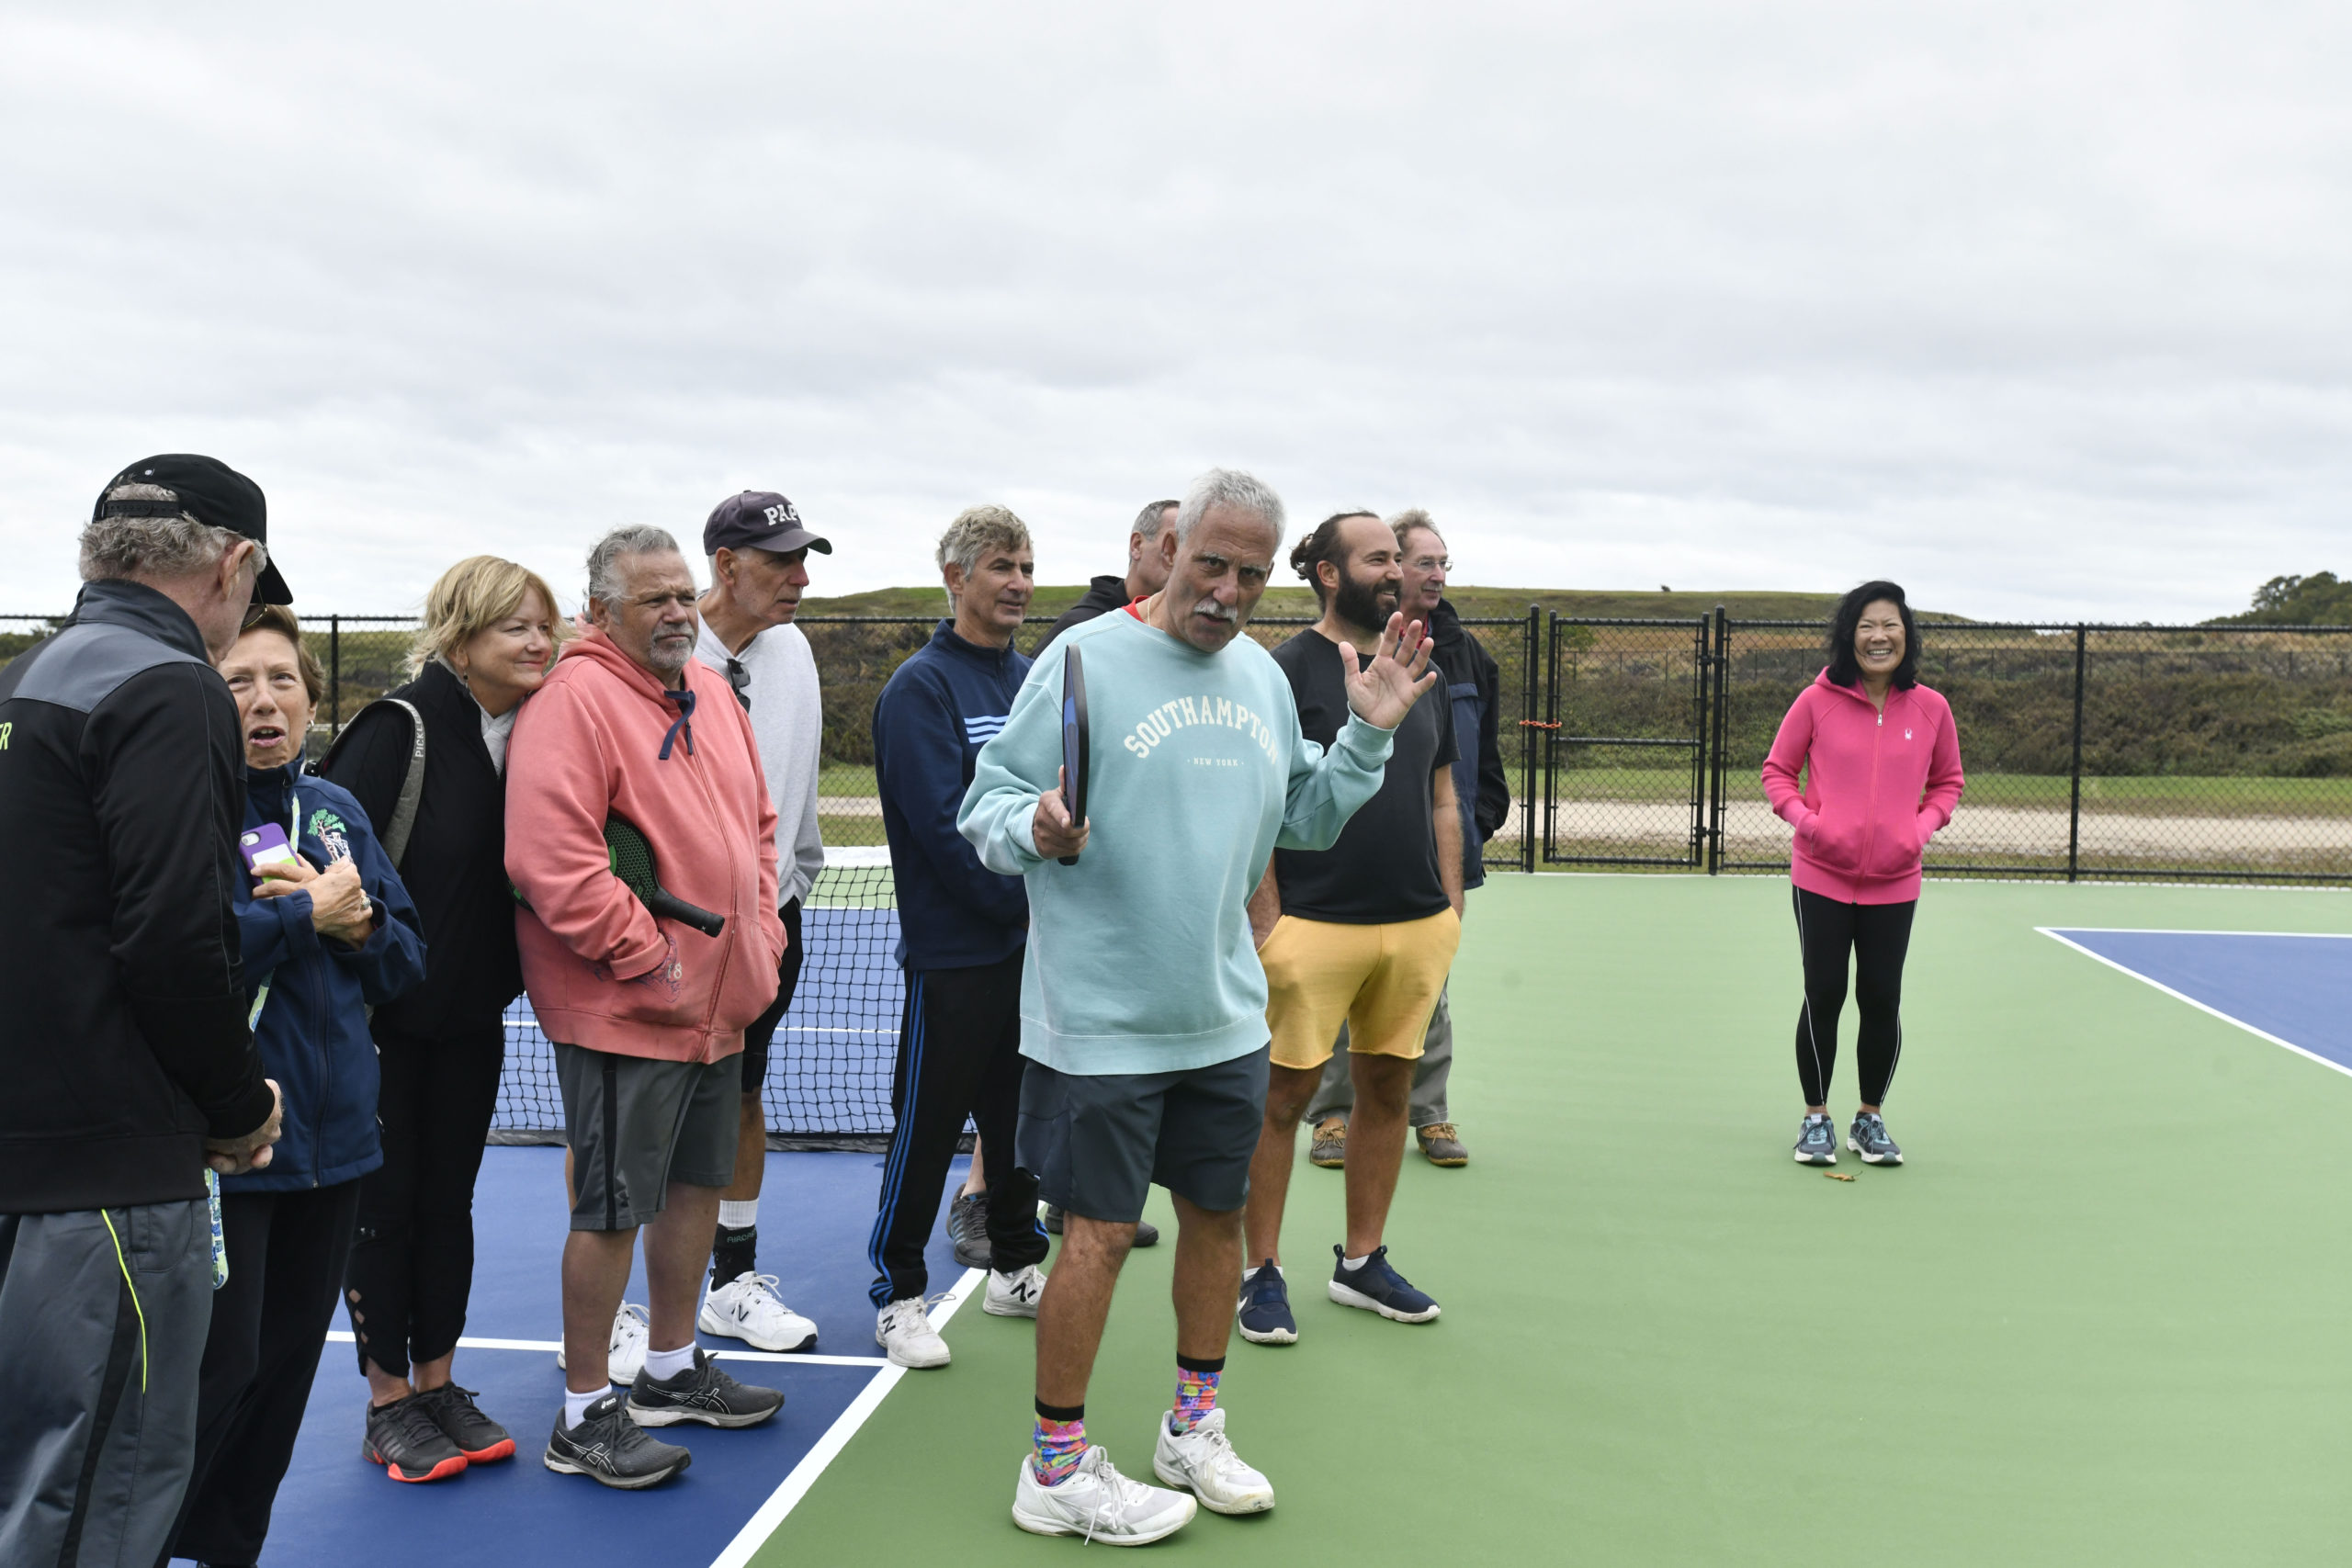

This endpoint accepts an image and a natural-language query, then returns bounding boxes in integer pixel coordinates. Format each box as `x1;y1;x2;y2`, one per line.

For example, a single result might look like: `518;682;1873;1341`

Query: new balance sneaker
699;1271;820;1352
362;1393;468;1483
983;1264;1048;1318
945;1189;990;1270
1847;1111;1904;1166
1042;1203;1159;1247
1415;1122;1469;1167
555;1301;650;1385
627;1348;785;1428
543;1393;691;1489
1792;1112;1838;1166
1236;1260;1297;1346
1012;1445;1196;1545
1327;1245;1442;1324
1308;1117;1347;1168
413;1382;514;1463
875;1296;951;1369
1152;1406;1274;1516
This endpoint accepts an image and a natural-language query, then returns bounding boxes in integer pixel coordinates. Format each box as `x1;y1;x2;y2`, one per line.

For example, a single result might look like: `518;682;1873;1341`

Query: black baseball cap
93;454;293;605
703;491;831;559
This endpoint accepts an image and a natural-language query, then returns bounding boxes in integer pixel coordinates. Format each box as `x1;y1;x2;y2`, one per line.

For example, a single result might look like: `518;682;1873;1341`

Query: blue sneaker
1326;1246;1441;1324
1236;1260;1296;1346
1847;1111;1903;1166
1792;1112;1837;1166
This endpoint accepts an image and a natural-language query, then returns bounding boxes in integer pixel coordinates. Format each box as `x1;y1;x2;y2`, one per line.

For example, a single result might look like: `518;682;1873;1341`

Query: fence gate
1542;616;1712;867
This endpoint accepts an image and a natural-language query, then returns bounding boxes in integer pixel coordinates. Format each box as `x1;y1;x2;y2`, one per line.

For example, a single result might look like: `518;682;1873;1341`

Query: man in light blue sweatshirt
959;468;1440;1544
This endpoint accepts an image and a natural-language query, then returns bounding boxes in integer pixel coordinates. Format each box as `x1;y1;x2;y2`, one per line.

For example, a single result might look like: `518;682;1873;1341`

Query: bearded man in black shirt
1235;511;1463;1347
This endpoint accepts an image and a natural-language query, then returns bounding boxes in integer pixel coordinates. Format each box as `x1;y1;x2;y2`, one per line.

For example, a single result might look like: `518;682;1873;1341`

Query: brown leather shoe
1308;1117;1347;1168
1415;1123;1468;1167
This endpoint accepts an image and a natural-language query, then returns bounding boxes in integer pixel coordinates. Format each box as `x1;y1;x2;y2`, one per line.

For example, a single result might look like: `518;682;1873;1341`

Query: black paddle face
605;815;727;938
1058;645;1088;865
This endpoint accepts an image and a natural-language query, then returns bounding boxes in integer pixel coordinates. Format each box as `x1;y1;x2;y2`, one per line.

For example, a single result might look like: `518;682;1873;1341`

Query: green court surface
755;875;2352;1564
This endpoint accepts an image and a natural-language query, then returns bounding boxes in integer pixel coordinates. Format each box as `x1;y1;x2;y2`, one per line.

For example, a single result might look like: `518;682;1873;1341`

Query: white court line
322;1329;889;1370
707;1266;984;1568
2035;927;2352;1082
2041;927;2352;939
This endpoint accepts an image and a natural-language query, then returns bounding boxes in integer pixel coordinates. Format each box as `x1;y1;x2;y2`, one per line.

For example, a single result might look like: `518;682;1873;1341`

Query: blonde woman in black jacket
321;556;565;1483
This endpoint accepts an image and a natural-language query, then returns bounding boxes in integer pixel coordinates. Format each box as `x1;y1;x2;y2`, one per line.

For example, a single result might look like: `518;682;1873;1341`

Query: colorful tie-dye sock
1170;1355;1224;1435
1033;1401;1086;1486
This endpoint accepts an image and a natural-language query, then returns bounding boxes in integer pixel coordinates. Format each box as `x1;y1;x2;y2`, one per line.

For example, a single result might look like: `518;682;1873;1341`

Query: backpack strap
322;698;427;868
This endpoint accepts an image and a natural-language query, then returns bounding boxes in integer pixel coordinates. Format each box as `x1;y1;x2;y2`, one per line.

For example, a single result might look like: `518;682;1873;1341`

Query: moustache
1192;599;1238;624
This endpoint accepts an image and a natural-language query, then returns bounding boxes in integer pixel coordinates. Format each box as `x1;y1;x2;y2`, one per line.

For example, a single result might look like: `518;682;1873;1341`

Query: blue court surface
243;1145;973;1568
2041;927;2352;1074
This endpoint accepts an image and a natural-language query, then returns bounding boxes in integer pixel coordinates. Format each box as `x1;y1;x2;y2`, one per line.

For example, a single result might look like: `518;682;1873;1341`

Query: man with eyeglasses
688;492;832;1355
1301;511;1508;1171
0;455;289;1565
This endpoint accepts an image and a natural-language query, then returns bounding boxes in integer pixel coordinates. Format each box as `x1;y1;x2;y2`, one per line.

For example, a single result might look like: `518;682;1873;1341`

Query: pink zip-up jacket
506;629;785;1062
1760;670;1965;905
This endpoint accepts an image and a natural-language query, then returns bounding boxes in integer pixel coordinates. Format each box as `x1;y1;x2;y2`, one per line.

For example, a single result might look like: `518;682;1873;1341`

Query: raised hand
1340;611;1440;730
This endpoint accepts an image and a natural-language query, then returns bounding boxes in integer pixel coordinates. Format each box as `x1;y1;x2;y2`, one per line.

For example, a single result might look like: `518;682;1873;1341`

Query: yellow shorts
1261;908;1462;1070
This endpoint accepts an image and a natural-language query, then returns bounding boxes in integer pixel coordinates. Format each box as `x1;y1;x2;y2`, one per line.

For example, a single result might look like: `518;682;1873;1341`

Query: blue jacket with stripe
873;622;1030;970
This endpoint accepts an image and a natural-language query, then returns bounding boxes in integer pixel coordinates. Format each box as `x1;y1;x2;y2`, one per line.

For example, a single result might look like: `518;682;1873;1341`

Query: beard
1331;563;1399;634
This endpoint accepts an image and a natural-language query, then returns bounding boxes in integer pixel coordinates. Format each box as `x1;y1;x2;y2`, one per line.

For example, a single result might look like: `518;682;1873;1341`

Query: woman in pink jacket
1760;581;1963;1168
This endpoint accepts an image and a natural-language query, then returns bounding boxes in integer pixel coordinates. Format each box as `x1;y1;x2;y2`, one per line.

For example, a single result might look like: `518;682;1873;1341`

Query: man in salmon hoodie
507;525;790;1489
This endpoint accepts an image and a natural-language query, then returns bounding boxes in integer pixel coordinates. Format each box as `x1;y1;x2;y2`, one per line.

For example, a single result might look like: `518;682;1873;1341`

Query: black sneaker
627;1348;785;1429
1236;1259;1297;1346
362;1393;468;1483
946;1190;990;1270
544;1393;692;1488
413;1382;515;1463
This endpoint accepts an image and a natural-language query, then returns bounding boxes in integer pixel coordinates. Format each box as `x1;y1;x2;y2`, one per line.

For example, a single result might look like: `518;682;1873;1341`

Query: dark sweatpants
0;1201;213;1568
346;1016;503;1378
1792;886;1918;1109
865;952;1046;1306
164;1181;362;1567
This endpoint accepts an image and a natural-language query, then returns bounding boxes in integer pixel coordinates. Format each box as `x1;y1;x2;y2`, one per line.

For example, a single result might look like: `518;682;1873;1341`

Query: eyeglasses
1408;557;1451;573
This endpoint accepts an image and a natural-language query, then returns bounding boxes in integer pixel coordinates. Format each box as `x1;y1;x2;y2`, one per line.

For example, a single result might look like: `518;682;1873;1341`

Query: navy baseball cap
703;491;831;558
93;454;292;604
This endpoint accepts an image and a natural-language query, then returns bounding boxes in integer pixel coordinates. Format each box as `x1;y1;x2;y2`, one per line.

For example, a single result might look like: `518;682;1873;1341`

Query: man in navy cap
0;456;289;1566
690;492;831;1353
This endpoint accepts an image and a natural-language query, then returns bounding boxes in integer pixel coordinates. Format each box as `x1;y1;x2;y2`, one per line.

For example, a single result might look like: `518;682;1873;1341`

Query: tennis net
490;846;904;1149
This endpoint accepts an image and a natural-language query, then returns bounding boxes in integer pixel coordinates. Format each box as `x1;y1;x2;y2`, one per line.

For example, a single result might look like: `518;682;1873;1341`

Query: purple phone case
239;823;292;874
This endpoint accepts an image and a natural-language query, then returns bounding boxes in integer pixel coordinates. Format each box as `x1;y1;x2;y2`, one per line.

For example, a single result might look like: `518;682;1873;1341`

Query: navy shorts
1015;1046;1270;1224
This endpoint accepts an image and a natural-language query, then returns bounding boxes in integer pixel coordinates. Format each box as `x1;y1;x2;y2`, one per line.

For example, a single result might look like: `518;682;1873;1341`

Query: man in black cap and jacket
0;456;288;1567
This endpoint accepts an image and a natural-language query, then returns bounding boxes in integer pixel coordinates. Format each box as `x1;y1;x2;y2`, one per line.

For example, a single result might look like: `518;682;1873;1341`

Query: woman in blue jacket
162;606;427;1566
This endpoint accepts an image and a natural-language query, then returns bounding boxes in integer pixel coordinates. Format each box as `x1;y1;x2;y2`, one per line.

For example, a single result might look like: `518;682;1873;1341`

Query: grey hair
1171;468;1284;545
935;505;1031;612
586;525;684;604
1388;507;1443;553
79;483;265;584
1132;499;1179;543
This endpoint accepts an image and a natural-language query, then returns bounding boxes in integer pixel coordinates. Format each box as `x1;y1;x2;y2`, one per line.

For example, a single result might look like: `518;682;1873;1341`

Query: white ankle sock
1239;1264;1261;1282
563;1387;602;1428
718;1199;758;1229
1340;1253;1370;1271
642;1342;697;1382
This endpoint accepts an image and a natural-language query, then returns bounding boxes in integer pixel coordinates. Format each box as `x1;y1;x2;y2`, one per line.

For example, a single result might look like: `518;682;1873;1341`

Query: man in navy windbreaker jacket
865;506;1051;1368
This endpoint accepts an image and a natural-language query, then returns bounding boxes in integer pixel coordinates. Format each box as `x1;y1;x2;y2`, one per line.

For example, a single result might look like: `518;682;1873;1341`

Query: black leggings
345;1015;505;1379
1792;887;1917;1109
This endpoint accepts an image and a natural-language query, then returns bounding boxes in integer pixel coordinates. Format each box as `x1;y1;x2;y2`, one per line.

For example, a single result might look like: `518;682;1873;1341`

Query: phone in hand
239;824;300;879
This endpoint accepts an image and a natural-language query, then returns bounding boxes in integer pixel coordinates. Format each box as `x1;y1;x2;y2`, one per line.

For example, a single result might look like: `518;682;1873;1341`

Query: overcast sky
4;1;2346;621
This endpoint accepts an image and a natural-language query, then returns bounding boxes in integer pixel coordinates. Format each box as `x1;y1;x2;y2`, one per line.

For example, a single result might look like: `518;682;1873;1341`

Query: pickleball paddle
1058;645;1089;865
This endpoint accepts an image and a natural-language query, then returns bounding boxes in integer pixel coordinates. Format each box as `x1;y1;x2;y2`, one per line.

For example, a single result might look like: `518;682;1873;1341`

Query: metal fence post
329;615;342;737
2066;623;2086;883
1707;606;1728;874
1521;604;1540;874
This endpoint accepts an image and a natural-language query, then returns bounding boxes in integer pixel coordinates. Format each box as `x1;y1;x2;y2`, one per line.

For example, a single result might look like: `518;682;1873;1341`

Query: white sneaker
554;1302;650;1385
874;1297;950;1369
1152;1406;1274;1515
1012;1445;1196;1544
699;1271;820;1352
982;1264;1047;1318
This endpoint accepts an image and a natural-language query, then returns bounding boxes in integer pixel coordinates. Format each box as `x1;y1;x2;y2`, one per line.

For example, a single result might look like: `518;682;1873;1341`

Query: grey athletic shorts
554;1043;740;1232
1015;1045;1270;1224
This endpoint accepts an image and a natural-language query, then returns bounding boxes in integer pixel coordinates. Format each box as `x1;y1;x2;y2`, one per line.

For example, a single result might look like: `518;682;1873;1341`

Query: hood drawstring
659;687;697;760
